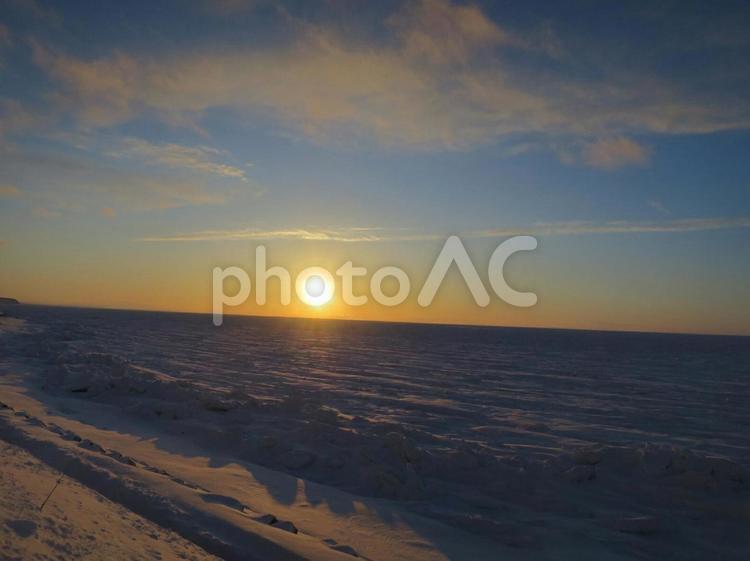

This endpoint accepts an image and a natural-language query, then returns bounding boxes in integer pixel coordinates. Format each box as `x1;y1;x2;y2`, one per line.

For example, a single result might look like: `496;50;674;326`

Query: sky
1;0;749;335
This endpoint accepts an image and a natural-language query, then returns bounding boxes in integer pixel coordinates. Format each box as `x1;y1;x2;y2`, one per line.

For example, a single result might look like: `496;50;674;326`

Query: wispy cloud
140;216;750;242
390;0;516;65
110;138;247;180
470;217;750;237
0;148;232;214
85;174;228;211
648;200;671;215
138;227;434;243
26;0;750;166
584;137;651;169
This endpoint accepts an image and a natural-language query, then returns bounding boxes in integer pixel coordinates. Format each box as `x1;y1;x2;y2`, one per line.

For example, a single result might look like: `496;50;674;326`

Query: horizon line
7;300;749;339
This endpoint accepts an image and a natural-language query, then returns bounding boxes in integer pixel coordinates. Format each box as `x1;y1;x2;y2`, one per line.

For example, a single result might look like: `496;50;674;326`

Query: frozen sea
1;304;749;560
13;305;750;459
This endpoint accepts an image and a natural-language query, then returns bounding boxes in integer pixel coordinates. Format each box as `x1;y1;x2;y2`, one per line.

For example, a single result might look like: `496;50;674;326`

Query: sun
296;267;334;307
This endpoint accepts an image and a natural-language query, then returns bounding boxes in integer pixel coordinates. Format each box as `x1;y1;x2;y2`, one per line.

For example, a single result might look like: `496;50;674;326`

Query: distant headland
0;297;19;305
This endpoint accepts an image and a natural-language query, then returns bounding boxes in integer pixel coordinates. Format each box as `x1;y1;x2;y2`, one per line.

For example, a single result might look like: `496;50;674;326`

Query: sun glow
295;267;334;307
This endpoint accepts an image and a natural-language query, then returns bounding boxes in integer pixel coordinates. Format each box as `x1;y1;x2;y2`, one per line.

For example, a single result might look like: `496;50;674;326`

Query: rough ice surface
1;305;749;560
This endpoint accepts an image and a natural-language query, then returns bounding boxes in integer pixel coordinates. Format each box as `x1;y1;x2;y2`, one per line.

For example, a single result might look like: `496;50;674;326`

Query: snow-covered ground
0;439;221;561
1;305;748;560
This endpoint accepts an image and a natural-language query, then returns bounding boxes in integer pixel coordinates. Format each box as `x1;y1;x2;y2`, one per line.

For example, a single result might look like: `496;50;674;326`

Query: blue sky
1;0;749;334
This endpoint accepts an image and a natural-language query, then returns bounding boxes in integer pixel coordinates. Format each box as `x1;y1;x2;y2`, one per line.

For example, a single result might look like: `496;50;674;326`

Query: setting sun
296;268;334;307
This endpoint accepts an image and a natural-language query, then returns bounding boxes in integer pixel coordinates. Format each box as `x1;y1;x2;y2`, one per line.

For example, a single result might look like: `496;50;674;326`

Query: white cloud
110;138;247;180
389;0;515;65
141;216;750;242
26;0;750;165
470;217;750;236
138;227;425;243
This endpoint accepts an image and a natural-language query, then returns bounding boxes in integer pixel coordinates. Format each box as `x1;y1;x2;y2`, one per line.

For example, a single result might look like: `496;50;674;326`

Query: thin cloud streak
0;148;235;213
140;217;750;242
109;138;247;180
139;227;438;243
471;217;750;237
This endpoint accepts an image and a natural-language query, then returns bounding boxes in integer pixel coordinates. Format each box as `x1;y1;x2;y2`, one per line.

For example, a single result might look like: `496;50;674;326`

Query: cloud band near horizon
138;217;750;242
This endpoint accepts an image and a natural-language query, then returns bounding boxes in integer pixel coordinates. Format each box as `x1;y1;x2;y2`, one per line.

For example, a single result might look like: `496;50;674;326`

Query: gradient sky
1;0;749;335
